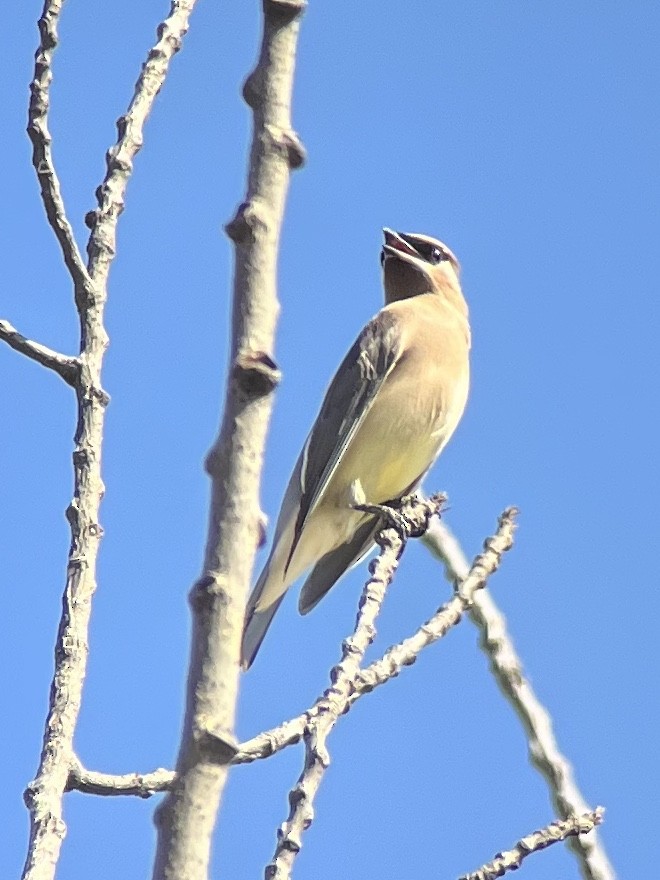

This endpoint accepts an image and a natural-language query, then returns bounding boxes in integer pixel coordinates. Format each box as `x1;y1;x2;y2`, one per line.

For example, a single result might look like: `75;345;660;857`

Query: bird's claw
353;493;444;539
352;495;419;537
353;502;411;534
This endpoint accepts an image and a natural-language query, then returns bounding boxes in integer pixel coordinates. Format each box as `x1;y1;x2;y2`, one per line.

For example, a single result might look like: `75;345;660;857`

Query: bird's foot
352;500;413;535
353;493;444;539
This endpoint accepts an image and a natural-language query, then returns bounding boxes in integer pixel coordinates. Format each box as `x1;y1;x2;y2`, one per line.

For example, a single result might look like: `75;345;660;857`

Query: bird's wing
298;516;380;614
285;309;402;574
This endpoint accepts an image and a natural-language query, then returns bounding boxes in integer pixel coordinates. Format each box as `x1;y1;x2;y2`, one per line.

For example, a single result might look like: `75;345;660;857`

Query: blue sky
2;2;658;878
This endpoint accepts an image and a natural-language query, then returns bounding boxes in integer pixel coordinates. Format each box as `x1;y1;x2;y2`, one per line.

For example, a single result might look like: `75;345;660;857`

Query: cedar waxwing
241;229;471;669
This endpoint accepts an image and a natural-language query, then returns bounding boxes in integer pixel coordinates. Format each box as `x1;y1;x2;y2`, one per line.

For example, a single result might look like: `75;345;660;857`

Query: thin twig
21;3;199;879
235;507;518;766
0;319;79;385
67;759;175;798
266;496;444;880
422;519;616;880
459;808;605;880
27;0;93;298
352;507;517;694
151;2;307;878
83;1;198;303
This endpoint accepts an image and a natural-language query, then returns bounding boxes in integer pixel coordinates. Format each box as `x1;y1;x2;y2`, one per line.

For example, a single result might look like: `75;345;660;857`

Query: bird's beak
381;228;420;266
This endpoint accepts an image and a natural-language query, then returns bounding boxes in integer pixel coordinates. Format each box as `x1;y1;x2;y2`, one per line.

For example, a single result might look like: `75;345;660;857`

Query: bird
241;228;471;669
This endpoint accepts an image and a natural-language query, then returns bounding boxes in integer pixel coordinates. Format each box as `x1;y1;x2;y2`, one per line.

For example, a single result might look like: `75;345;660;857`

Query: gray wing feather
284;311;402;574
298;516;380;614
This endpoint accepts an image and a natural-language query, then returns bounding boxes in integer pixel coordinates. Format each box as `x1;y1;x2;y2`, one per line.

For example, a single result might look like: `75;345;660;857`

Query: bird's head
380;229;462;307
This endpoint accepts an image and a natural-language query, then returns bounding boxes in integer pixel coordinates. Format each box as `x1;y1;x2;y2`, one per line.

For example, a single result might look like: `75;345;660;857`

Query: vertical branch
151;2;306;878
422;519;616;880
22;4;199;880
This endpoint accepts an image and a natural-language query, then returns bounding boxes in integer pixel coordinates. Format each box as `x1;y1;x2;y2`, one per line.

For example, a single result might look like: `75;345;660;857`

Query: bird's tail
241;516;301;669
241;593;285;670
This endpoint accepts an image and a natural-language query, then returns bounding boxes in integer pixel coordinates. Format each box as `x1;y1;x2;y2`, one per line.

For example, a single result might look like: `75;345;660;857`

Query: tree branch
67;759;175;798
266;496;444;880
458;808;605;880
422;519;616;880
151;2;307;877
27;0;93;299
82;1;199;308
0;319;79;385
21;3;199;879
58;506;516;808
235;507;518;766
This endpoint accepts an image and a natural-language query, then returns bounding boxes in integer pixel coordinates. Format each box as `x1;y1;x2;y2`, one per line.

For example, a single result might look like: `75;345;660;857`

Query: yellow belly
330;411;444;505
328;358;468;507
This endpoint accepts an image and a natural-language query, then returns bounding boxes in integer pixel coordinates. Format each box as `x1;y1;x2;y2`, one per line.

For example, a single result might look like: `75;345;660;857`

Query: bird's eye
430;246;444;264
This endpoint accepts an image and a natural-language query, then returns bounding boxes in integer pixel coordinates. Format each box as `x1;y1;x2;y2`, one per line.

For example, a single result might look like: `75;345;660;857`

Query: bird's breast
331;361;468;506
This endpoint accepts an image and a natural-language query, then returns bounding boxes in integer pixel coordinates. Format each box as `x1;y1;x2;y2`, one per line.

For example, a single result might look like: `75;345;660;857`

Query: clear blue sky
2;2;658;878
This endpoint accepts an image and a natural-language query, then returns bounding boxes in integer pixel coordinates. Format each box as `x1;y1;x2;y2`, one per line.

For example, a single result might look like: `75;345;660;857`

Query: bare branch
0;319;79;385
422;519;616;880
267;496;444;880
151;2;307;877
22;4;199;879
353;506;517;692
84;1;199;297
27;0;93;299
459;808;605;880
67;759;174;798
46;506;514;810
234;507;517;766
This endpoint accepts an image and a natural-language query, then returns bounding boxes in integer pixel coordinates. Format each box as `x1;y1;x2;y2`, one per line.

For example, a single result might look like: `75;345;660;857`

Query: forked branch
63;506;516;805
422;519;616;880
21;3;200;879
264;501;516;880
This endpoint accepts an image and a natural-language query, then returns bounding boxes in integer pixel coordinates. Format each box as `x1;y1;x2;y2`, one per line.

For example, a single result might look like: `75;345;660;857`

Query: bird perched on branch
241;228;471;669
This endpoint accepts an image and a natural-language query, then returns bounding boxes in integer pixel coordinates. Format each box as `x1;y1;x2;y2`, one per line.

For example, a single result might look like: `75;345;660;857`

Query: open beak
381;228;420;265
